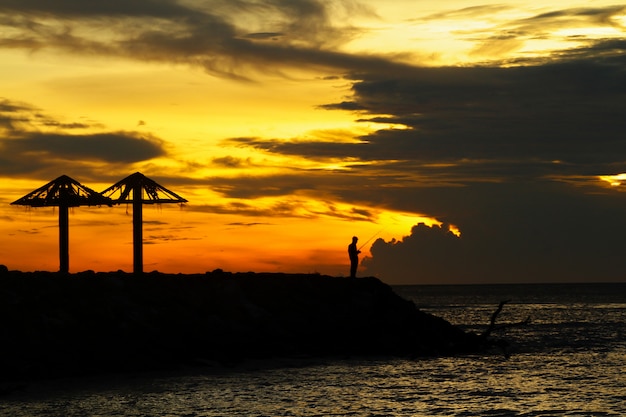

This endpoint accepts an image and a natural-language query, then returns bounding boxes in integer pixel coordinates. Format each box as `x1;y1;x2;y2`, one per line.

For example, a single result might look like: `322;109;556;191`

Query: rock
0;270;471;381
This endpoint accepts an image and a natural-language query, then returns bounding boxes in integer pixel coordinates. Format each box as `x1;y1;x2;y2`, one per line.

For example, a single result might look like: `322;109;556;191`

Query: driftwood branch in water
481;299;510;339
479;300;531;358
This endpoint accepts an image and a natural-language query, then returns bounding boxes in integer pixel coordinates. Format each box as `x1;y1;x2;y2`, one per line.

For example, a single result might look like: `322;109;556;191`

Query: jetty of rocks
0;268;482;381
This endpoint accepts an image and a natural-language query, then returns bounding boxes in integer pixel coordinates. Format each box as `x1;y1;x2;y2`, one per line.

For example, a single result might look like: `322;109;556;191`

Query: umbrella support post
100;172;187;275
59;204;69;273
11;175;113;274
133;184;143;275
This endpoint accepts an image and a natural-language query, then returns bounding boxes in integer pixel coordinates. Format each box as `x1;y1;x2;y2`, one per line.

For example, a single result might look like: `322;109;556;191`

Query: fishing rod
358;228;386;251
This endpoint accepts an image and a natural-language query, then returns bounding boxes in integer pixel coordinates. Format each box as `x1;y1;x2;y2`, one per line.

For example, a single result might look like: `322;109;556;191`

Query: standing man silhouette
348;236;361;278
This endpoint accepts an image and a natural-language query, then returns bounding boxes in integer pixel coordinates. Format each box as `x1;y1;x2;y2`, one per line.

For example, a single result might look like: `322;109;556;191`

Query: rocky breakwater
0;268;474;381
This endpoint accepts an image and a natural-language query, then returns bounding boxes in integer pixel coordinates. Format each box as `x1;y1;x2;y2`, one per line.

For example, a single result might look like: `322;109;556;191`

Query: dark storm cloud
217;38;626;283
234;49;626;180
361;181;626;284
361;223;465;284
0;98;166;177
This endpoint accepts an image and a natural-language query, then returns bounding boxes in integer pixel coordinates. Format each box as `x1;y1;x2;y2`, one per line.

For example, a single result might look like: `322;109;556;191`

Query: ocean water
2;283;625;416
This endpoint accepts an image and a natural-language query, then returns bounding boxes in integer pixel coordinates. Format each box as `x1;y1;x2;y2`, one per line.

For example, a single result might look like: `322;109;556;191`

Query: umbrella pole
133;184;143;275
59;204;69;273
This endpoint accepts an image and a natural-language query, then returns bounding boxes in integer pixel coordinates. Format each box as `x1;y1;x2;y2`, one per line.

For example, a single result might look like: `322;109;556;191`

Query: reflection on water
2;283;625;416
4;352;625;416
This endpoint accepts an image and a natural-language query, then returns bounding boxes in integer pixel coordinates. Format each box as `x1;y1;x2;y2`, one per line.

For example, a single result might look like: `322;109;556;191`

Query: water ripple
3;284;625;416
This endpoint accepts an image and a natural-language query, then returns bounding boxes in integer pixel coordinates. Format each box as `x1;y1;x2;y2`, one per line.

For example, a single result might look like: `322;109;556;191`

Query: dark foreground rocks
0;269;479;381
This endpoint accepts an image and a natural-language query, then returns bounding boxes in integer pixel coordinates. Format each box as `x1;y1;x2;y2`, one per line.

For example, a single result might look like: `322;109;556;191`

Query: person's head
352;236;358;243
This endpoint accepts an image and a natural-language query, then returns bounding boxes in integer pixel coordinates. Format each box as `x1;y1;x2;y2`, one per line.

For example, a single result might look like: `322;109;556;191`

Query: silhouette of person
348;236;361;278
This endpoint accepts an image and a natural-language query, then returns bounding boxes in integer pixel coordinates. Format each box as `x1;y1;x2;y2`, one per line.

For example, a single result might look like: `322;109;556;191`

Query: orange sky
3;175;441;276
2;1;626;283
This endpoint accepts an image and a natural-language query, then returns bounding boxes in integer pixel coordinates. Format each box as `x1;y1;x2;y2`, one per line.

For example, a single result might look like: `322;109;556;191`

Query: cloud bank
0;98;166;179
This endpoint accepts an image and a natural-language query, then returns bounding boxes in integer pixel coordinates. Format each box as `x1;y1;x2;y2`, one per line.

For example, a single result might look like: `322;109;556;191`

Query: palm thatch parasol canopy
101;172;187;274
11;175;112;273
11;174;112;207
101;172;187;204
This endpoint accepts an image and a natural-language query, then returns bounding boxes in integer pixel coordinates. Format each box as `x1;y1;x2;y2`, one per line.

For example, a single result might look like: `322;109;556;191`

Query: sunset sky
1;0;626;284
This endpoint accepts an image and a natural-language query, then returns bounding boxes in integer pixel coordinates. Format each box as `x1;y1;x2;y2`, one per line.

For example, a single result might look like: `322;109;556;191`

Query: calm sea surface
2;283;625;416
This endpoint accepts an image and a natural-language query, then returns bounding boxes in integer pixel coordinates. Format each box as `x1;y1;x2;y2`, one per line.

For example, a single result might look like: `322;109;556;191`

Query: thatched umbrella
101;172;187;275
11;175;113;273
